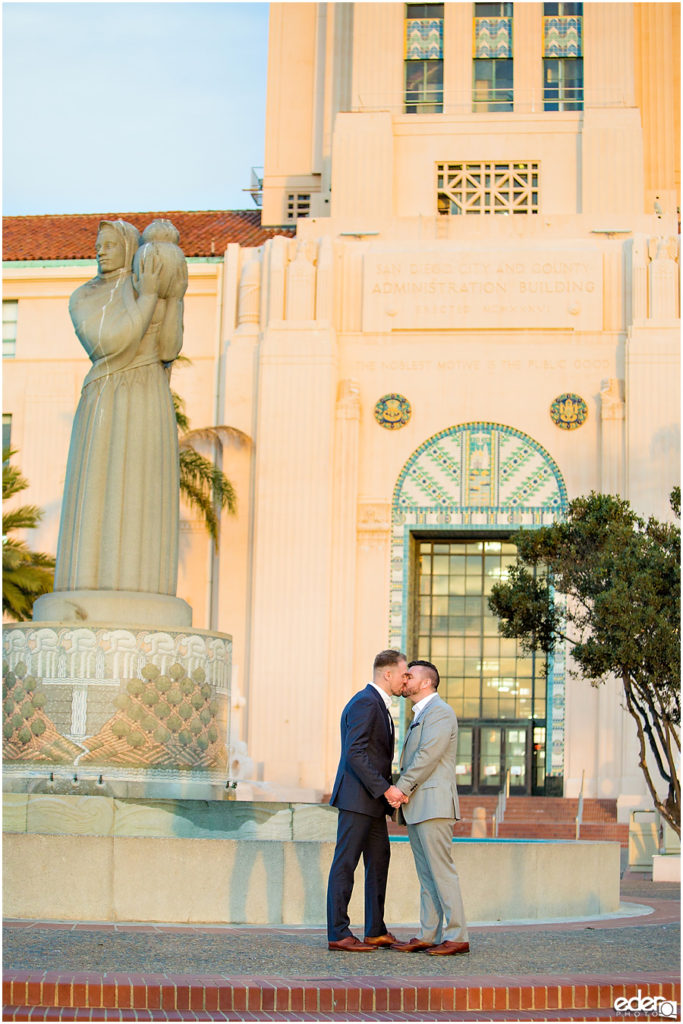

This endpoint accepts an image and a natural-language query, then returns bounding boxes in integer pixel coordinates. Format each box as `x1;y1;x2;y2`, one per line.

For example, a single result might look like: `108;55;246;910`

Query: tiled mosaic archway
389;422;567;781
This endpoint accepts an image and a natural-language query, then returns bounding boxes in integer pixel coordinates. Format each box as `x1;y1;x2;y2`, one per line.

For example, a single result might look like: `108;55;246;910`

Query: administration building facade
2;3;680;817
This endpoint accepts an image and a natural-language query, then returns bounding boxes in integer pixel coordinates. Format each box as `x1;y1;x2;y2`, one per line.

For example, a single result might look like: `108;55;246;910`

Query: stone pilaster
350;3;402;113
261;235;288;326
513;3;543;113
600;378;625;495
630;235;649;323
354;500;393;714
584;3;635;109
248;319;337;788
648;237;680;320
625;323;680;520
331;111;394;223
324;379;361;788
443;4;472;113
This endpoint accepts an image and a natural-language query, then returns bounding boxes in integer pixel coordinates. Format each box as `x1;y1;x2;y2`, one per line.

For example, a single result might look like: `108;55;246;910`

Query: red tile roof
3;210;294;261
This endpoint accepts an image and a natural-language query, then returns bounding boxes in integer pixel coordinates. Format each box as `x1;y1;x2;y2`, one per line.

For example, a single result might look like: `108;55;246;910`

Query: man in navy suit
326;649;408;952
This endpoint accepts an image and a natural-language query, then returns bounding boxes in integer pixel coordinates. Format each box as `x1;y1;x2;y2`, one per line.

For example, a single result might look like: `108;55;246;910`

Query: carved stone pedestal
2;623;231;800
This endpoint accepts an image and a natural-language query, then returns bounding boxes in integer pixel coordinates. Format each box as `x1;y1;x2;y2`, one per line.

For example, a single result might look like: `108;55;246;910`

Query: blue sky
2;2;270;215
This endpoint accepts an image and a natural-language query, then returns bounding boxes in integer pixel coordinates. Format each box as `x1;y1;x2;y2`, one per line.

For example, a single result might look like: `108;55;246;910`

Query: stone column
324;379;361;788
600;378;625;495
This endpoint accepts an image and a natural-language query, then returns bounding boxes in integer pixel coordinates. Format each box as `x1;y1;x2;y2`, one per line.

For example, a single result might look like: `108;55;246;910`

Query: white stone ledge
2;830;620;925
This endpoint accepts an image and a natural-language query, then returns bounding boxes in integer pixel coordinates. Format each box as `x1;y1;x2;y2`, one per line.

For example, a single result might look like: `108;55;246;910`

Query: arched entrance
390;422;567;796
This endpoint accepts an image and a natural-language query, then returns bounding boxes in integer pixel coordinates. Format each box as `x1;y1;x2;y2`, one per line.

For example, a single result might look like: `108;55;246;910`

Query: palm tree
172;388;250;548
3;448;55;620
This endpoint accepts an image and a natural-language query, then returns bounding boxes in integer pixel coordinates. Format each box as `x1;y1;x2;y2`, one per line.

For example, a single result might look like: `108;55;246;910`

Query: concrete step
3;972;680;1020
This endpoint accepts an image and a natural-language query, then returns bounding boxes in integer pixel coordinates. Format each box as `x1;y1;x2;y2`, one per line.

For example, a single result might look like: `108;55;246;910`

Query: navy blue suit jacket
330;684;395;818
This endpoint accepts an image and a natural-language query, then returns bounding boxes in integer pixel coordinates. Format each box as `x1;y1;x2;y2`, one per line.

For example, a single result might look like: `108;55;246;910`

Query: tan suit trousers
407;818;469;943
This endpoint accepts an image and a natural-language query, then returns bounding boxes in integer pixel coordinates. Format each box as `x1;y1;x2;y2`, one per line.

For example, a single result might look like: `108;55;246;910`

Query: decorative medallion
550;393;588;431
374;393;411;430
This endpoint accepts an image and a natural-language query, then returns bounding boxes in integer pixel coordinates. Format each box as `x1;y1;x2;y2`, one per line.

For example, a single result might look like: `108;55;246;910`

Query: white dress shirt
410;690;438;724
369;682;393;710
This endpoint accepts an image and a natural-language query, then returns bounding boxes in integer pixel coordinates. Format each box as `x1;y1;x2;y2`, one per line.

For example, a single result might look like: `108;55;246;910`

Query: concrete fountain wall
3;796;621;924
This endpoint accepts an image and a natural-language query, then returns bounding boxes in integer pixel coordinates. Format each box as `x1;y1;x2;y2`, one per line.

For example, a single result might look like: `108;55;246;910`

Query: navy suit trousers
326;808;390;941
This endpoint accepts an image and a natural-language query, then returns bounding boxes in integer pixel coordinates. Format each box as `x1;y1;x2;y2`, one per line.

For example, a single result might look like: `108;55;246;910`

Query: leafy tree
171;378;250;548
3;448;55;620
488;490;680;836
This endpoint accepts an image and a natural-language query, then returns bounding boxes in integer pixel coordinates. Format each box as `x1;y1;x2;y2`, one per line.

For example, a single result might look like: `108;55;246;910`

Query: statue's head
95;220;140;277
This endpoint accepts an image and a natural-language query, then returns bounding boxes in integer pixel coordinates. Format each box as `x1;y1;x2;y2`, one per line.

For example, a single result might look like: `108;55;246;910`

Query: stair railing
575;769;585;840
492;769;511;837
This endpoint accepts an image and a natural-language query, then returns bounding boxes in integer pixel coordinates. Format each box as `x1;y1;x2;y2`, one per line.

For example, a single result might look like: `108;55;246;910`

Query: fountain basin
3;795;620;924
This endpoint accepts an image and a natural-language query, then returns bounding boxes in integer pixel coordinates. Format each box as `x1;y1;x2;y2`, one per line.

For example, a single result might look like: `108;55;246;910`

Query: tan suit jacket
396;694;460;824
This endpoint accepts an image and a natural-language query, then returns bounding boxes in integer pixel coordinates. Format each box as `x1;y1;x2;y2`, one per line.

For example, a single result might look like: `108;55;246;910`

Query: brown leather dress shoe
363;932;398;947
328;934;378;952
426;940;470;956
390;937;435;952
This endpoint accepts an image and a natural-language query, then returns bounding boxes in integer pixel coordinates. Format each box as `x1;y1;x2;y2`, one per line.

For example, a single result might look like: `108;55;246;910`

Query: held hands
384;784;408;810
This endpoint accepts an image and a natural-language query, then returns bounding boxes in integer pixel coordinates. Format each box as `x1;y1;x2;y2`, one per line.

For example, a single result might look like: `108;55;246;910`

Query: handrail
575;769;585;840
493;769;511;837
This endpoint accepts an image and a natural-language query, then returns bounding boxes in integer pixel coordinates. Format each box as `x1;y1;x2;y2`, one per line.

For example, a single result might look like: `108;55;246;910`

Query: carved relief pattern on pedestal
3;625;231;773
390;422;567;777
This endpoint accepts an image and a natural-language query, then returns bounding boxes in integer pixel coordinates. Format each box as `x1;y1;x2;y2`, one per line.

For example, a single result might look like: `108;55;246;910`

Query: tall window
405;3;444;113
543;2;583;111
3;300;18;359
413;538;546;723
473;3;513;112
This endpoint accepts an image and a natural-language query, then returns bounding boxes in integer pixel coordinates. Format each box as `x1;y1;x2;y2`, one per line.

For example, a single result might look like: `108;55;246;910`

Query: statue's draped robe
55;271;180;595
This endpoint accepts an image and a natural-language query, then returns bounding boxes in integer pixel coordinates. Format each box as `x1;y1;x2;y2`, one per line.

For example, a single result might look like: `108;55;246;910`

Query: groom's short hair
408;659;440;689
373;649;406;673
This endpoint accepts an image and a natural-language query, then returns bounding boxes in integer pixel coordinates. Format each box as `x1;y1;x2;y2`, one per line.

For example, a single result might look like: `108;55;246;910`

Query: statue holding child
54;218;188;600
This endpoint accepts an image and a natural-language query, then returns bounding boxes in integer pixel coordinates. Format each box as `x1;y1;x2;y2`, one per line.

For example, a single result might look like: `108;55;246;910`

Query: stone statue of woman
52;218;187;606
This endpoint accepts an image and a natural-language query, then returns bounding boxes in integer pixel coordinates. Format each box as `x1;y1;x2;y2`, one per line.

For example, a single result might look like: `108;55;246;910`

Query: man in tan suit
389;660;469;956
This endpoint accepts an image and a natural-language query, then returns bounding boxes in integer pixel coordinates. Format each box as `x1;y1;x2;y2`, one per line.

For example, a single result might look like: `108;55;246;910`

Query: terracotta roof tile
3;210;294;261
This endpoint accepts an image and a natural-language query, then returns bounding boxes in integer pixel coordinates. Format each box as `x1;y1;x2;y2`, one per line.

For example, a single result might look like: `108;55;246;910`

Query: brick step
389;821;628;844
497;823;628;840
458;799;618;819
0;1006;672;1021
3;973;679;1017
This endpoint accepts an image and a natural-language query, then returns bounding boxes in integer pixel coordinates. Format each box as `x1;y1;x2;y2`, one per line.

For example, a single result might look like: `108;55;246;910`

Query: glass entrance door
479;725;502;791
455;722;535;795
504;725;528;793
